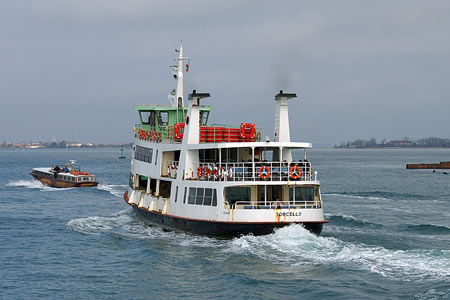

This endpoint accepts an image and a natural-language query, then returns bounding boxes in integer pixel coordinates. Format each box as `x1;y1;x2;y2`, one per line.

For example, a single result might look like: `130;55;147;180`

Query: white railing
191;161;316;182
166;160;179;178
224;200;321;210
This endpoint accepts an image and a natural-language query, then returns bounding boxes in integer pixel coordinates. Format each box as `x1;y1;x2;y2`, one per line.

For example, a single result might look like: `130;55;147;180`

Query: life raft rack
169;122;261;142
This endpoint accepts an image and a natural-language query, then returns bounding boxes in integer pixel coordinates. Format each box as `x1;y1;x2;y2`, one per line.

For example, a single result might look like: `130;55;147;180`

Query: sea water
1;148;449;299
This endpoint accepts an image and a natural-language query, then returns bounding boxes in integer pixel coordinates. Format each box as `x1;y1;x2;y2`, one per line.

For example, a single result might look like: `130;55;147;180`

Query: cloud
1;0;450;143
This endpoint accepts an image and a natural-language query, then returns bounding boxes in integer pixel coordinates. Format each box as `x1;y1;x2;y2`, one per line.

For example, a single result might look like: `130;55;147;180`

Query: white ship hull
124;43;327;238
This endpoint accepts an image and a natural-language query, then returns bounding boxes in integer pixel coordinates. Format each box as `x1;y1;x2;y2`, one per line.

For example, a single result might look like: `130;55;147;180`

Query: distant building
67;143;82;147
390;140;412;147
25;142;44;149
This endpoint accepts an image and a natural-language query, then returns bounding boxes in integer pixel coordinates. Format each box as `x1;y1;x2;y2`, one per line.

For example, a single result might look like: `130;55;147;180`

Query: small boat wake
96;184;128;198
5;180;72;191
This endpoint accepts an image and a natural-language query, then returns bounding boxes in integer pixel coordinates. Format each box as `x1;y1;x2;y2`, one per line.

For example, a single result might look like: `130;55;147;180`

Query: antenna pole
175;41;184;108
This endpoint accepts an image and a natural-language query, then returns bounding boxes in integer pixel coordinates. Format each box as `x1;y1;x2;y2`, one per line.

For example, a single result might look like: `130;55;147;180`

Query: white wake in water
6;180;71;191
67;209;450;283
230;225;450;282
67;209;228;248
67;209;138;235
96;184;127;197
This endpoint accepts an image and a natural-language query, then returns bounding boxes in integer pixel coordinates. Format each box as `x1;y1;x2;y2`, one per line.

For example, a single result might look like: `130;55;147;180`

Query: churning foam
67;209;450;282
230;225;450;282
67;208;225;249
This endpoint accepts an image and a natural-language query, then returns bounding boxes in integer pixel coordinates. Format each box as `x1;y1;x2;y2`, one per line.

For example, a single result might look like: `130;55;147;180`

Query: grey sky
1;0;449;145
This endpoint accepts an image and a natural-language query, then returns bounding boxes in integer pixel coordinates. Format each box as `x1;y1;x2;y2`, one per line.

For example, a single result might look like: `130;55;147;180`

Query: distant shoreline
335;137;450;149
331;147;450;150
0;143;132;150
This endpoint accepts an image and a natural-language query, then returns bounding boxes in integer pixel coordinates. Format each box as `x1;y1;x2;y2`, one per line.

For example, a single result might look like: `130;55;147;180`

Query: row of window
60;175;76;182
135;145;153;163
224;186;317;205
183;187;218;206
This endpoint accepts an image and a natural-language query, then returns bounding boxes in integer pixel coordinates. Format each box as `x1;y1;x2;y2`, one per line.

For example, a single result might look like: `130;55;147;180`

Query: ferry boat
31;161;98;188
124;43;327;238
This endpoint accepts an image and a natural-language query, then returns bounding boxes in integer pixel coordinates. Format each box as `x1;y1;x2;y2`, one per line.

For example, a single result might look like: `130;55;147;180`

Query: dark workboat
31;161;98;188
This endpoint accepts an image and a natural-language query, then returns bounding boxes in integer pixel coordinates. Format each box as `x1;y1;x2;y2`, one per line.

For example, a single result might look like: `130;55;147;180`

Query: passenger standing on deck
53;166;60;179
273;198;281;209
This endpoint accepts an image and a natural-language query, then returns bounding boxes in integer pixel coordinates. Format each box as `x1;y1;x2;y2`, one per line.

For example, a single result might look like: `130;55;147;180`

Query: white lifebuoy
227;166;233;180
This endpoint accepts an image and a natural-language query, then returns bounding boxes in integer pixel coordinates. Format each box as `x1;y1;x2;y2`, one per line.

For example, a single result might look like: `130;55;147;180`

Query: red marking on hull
124;190;129;203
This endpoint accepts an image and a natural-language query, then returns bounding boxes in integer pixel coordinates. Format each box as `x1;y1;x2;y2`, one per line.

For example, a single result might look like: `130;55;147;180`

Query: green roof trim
133;105;213;111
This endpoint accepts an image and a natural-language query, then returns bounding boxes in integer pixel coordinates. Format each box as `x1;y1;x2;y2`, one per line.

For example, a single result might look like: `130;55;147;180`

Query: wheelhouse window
140;111;156;127
200;111;209;126
157;111;169;127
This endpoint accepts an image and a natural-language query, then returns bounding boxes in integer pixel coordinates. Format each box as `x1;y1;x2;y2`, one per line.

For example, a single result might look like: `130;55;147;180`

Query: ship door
257;185;281;205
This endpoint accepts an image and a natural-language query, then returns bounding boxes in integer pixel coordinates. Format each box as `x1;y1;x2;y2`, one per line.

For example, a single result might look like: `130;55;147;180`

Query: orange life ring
240;123;256;139
289;166;302;180
203;166;209;178
197;166;203;178
157;132;162;142
151;131;157;141
258;166;271;180
310;167;313;178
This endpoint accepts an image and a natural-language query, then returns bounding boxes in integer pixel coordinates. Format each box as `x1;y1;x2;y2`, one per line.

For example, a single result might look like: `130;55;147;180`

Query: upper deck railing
164;160;317;182
228;200;322;210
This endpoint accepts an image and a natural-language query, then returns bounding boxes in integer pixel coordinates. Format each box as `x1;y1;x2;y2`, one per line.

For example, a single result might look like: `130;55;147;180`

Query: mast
169;41;190;108
175;42;184;108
